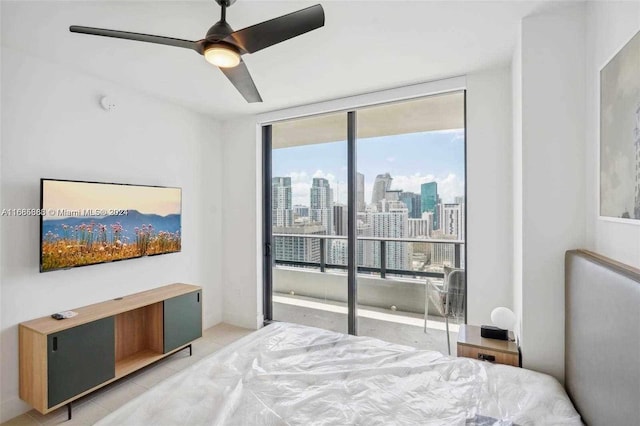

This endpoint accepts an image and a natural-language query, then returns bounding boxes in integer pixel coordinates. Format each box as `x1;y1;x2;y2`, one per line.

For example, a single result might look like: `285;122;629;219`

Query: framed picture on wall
599;29;640;224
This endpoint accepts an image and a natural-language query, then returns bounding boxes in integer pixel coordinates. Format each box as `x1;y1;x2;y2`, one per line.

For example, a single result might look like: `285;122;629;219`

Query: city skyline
272;129;465;207
272;169;465;269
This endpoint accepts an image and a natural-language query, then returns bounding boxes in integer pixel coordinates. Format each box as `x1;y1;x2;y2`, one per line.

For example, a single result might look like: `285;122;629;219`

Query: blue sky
273;129;465;206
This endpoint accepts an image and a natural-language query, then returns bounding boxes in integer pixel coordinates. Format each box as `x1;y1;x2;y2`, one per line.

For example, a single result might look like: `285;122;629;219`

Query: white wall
0;47;223;422
466;66;514;325
513;3;586;381
511;27;523;340
220;68;514;330
220;118;263;329
584;1;640;267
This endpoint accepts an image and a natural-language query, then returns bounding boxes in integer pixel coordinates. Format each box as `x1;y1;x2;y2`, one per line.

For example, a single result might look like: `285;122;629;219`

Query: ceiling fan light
204;45;240;68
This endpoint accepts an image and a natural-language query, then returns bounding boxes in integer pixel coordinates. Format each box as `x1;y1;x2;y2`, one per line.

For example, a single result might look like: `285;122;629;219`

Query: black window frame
261;91;468;333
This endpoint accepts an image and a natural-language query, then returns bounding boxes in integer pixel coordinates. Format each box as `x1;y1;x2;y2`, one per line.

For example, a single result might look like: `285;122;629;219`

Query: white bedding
97;322;581;425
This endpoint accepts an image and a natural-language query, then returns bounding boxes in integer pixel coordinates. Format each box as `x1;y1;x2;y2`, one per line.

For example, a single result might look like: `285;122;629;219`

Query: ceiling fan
69;0;325;103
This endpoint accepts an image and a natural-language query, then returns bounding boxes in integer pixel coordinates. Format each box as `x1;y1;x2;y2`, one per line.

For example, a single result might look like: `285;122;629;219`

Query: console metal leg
67;402;72;420
188;344;192;357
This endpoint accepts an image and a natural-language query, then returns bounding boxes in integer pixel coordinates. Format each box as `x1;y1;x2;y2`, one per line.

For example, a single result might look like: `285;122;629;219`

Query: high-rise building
422;211;435;234
329;239;348;265
381;200;406;212
357;172;366;212
399;192;422;219
408;216;432;238
366;203;410;271
272;177;293;227
441;203;464;240
310;177;334;235
431;237;456;267
371;173;392;207
273;224;325;263
634;103;640;219
293;205;309;219
421;182;439;229
385;189;402;202
357;215;374;267
333;204;348;236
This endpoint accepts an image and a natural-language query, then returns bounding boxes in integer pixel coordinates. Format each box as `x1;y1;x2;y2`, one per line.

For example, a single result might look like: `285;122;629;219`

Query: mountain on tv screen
40;179;181;272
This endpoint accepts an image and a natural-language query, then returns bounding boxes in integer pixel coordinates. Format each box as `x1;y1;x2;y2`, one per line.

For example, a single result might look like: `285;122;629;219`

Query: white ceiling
1;0;552;119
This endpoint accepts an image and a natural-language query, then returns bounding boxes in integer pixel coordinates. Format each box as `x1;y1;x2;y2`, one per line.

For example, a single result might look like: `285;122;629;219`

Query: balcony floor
273;294;459;356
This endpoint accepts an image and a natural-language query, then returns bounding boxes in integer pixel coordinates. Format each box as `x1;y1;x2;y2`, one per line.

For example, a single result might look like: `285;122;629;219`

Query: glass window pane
355;92;466;354
271;112;348;334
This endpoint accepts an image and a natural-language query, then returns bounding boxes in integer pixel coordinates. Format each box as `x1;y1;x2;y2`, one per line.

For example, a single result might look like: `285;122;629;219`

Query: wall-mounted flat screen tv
40;179;181;272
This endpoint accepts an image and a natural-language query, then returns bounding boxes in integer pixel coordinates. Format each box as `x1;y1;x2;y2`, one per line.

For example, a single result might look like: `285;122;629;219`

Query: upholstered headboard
565;250;640;425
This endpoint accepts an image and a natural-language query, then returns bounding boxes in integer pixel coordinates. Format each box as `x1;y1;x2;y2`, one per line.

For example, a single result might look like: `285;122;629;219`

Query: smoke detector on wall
100;96;116;112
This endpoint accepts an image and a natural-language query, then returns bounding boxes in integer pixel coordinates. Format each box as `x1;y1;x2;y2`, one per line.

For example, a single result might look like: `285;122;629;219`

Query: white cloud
451;133;465;143
288;170;347;206
430;129;464;136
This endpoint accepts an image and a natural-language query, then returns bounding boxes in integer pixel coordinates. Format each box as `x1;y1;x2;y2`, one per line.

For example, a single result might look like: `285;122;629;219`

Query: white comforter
97;322;581;425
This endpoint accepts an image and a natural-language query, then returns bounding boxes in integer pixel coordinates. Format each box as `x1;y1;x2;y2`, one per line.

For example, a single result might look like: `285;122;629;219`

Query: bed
97;249;639;426
565;250;640;426
97;321;579;425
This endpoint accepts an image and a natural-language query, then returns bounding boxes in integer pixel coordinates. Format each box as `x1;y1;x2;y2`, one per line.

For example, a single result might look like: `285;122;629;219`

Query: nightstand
457;324;520;367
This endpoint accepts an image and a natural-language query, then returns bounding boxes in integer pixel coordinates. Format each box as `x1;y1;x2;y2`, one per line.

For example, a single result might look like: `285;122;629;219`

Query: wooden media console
19;283;202;418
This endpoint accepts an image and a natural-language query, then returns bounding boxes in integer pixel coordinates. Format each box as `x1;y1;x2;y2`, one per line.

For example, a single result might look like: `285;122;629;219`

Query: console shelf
115;349;168;378
19;283;202;416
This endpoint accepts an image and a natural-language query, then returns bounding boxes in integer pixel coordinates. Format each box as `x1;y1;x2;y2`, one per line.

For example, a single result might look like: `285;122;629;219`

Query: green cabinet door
164;291;202;353
47;317;115;408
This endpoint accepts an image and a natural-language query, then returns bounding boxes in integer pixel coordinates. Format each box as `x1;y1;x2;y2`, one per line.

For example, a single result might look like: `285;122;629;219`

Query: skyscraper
329;239;348;265
421;182;439;229
357;172;365;212
441;203;464;240
333;204;348;236
310;177;334;235
272;177;293;227
399;191;422;219
273;224;325;263
371;173;392;207
357;214;374;267
431;237;457;267
408;216;432;238
293;205;309;219
385;189;402;202
366;201;410;270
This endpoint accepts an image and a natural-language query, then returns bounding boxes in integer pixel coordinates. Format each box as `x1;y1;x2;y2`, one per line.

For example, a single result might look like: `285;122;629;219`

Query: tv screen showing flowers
40;179;181;272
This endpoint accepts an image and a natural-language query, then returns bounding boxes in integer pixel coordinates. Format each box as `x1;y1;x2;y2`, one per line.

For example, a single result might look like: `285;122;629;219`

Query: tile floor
2;323;253;426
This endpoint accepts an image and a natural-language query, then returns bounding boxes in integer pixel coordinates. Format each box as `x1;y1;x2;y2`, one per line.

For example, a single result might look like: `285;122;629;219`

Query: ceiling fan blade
223;4;324;54
220;59;262;103
69;26;202;53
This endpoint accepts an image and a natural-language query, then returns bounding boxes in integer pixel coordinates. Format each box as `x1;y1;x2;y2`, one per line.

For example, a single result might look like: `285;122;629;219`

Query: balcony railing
272;234;464;280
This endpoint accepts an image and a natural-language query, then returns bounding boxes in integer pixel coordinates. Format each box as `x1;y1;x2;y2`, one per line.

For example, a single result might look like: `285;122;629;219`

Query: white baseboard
1;396;31;423
223;311;260;330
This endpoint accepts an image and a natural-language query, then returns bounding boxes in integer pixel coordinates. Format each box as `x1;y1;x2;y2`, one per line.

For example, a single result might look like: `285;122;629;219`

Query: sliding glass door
263;91;466;350
355;93;466;351
265;112;350;333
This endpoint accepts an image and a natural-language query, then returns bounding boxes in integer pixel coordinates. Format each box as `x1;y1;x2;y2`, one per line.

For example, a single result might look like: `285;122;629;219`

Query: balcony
272;234;465;355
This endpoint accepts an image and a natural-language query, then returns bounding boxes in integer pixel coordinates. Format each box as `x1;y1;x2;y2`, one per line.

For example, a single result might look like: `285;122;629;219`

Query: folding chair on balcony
424;266;466;355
